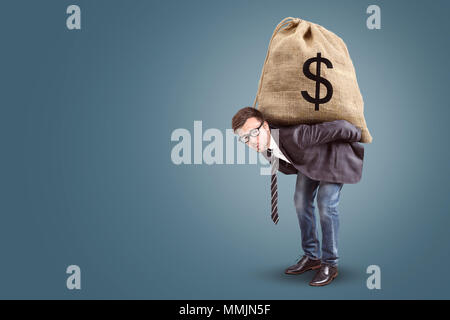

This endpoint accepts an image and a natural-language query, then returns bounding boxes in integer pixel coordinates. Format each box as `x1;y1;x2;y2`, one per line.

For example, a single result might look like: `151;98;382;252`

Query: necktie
267;148;279;225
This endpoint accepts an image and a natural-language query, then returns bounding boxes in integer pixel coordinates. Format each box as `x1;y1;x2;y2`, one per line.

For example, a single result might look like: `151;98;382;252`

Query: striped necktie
267;148;279;225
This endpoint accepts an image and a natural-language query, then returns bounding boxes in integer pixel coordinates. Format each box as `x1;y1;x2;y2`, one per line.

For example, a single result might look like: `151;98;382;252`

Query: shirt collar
269;133;279;151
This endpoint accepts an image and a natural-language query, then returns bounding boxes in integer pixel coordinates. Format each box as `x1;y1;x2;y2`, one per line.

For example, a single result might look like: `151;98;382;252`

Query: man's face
236;117;270;153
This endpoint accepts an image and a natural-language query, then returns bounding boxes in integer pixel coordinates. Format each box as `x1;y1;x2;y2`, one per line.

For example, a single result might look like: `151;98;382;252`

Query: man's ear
263;120;270;131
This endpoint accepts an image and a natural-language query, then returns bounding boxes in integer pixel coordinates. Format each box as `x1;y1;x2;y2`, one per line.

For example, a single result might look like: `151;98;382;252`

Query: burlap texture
253;17;372;143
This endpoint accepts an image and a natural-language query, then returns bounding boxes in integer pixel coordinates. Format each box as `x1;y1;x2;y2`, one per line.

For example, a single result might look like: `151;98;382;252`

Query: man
232;107;364;287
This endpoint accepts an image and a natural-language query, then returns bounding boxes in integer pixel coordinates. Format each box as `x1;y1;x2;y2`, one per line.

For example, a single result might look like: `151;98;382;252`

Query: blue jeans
293;170;344;266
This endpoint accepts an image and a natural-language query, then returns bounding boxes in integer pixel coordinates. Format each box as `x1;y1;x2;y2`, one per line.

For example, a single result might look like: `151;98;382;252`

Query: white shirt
269;134;291;164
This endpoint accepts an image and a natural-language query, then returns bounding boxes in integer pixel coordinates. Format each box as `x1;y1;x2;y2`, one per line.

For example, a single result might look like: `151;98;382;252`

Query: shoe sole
309;271;339;286
284;264;321;275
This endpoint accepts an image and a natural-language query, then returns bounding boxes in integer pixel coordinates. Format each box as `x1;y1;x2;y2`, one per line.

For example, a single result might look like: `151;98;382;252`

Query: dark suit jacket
264;120;365;184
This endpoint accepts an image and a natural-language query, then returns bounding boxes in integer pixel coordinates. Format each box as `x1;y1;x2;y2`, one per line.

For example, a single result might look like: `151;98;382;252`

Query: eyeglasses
238;122;263;144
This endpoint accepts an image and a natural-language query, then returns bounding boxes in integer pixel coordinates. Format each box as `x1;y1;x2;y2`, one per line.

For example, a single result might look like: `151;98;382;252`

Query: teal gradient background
0;0;449;299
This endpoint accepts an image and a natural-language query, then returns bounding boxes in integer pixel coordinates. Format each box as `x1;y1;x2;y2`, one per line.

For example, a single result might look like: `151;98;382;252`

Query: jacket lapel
268;123;295;164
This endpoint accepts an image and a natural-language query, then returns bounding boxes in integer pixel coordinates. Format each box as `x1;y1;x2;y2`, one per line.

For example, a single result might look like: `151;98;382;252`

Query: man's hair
231;107;265;133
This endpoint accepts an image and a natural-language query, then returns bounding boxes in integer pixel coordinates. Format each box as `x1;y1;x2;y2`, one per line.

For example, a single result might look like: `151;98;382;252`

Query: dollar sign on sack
301;52;333;111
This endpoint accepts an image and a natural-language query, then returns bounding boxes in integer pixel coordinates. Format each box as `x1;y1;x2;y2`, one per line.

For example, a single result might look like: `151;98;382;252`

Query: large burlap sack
252;17;372;143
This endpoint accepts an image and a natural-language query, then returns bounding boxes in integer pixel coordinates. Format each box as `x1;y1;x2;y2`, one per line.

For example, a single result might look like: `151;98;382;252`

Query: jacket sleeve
291;120;362;149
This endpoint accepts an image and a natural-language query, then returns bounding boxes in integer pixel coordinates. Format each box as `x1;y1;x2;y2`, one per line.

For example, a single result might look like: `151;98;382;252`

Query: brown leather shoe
309;264;338;286
285;255;321;275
